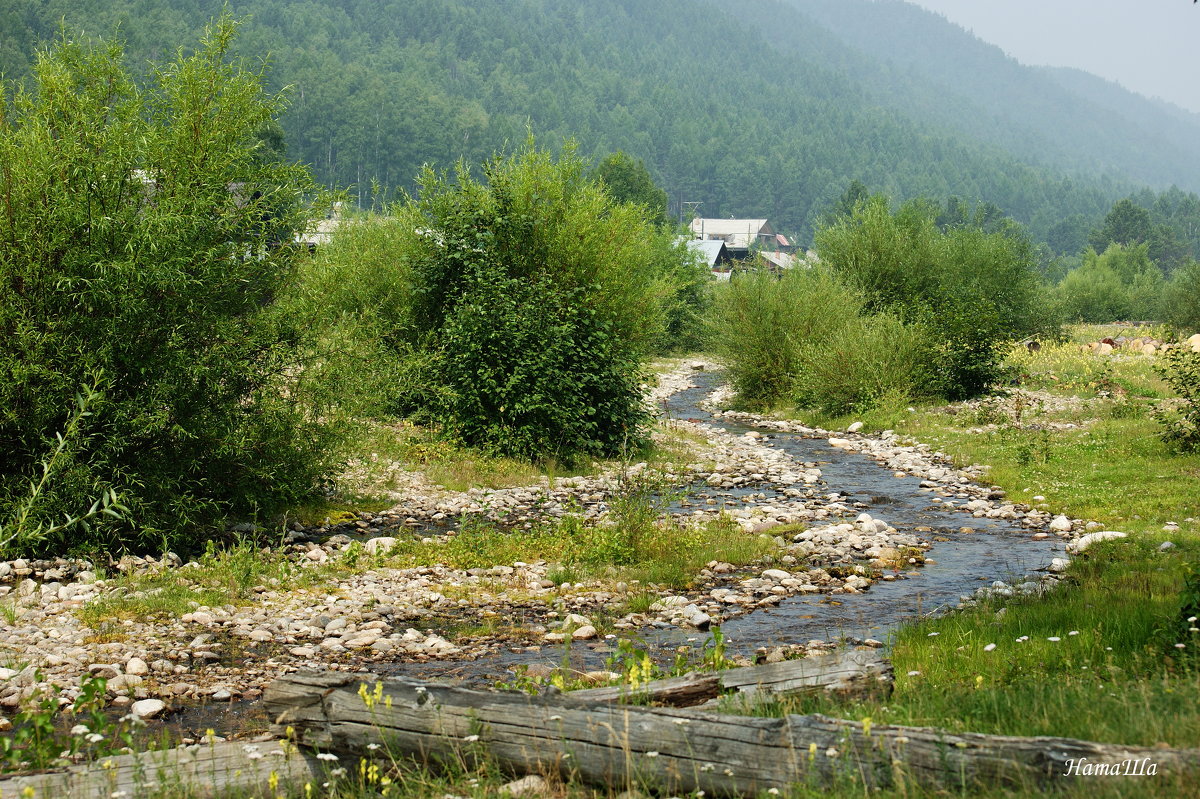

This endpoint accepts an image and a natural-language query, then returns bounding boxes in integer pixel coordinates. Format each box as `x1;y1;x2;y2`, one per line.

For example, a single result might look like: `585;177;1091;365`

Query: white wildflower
983;643;996;652
462;735;479;742
645;751;659;758
316;753;339;761
70;725;89;736
1047;636;1061;642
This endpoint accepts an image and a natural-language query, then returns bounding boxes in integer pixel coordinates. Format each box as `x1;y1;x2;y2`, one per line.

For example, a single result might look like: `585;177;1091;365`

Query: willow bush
299;140;700;463
0;19;345;554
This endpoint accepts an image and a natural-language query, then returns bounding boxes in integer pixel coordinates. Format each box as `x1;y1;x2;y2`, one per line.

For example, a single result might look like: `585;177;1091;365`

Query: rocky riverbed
0;360;1092;730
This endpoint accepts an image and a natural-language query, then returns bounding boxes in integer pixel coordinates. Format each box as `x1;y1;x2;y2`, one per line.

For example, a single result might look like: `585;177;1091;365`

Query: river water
374;372;1064;684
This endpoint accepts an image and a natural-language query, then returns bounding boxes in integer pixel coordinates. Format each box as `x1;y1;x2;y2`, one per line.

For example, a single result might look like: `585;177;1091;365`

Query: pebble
131;698;166;719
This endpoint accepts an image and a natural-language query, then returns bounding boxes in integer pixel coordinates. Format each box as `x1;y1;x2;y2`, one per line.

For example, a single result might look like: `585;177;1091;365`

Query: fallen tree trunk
569;649;891;706
265;670;1200;795
0;739;322;799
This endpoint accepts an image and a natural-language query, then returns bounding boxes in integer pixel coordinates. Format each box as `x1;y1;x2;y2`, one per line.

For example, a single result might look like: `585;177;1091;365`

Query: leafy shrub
0;19;345;553
794;312;933;416
1154;346;1200;452
306;139;693;463
1161;260;1200;334
1055;243;1163;323
710;268;863;408
815;195;1048;398
439;273;648;460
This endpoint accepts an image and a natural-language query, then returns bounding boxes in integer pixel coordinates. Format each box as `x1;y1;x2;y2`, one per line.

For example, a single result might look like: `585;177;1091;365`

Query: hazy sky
904;1;1200;114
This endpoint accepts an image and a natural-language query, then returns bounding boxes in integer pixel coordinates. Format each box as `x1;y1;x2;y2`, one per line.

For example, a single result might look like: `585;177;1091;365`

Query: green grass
378;511;773;591
76;539;323;631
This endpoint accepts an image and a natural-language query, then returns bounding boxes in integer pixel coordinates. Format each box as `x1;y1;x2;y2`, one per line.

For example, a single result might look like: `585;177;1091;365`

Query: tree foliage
0;19;341;553
1054;244;1163;323
591;151;670;227
0;0;1164;244
815;195;1046;398
304;140;699;464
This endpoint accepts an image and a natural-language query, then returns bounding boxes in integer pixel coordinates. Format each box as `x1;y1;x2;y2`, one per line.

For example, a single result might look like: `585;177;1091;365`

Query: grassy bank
749;328;1200;796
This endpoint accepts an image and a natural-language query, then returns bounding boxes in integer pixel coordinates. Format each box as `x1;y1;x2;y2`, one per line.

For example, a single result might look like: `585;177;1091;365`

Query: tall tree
591;151;670;226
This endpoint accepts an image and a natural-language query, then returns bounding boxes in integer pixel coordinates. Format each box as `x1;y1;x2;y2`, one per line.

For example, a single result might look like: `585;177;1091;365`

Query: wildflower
1175;643;1187;649
86;733;105;744
825;748;838;758
1047;636;1061;642
927;632;939;637
724;768;735;776
645;751;659;758
1189;616;1197;623
316;753;339;761
1068;631;1079;636
700;763;715;772
906;670;920;677
70;724;89;736
548;715;562;721
768;790;780;796
1016;636;1028;642
367;743;381;751
462;734;480;742
983;643;996;652
330;768;347;778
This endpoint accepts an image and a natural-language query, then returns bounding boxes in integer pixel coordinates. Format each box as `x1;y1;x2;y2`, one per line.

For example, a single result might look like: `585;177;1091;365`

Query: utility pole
681;201;703;235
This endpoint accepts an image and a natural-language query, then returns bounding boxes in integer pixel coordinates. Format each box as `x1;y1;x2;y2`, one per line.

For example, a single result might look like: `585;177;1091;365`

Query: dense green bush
1154;346;1200;453
1162;261;1200;335
0;21;344;554
794;312;933;416
1054;243;1164;323
815;195;1047;398
302;140;697;463
710;268;863;408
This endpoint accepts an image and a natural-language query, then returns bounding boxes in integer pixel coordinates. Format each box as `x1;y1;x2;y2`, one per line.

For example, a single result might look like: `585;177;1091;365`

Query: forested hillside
768;0;1200;192
3;0;1197;241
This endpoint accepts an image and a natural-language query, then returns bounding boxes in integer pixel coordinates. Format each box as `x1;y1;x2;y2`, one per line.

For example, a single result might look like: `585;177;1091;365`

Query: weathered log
569;649;891;706
265;670;1200;796
0;739;322;799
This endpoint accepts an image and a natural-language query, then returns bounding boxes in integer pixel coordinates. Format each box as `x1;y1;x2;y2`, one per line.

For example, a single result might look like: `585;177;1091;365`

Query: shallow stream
145;372;1064;738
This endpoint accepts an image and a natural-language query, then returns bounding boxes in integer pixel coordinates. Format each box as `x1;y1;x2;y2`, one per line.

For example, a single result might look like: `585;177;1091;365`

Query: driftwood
569;649;891;706
0;739;322;799
265;670;1200;795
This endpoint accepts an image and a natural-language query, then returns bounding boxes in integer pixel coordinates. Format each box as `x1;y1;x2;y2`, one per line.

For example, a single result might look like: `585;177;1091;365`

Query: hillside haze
3;0;1197;241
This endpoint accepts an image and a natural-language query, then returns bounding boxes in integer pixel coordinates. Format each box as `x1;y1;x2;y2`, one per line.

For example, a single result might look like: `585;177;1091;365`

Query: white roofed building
689;218;776;251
